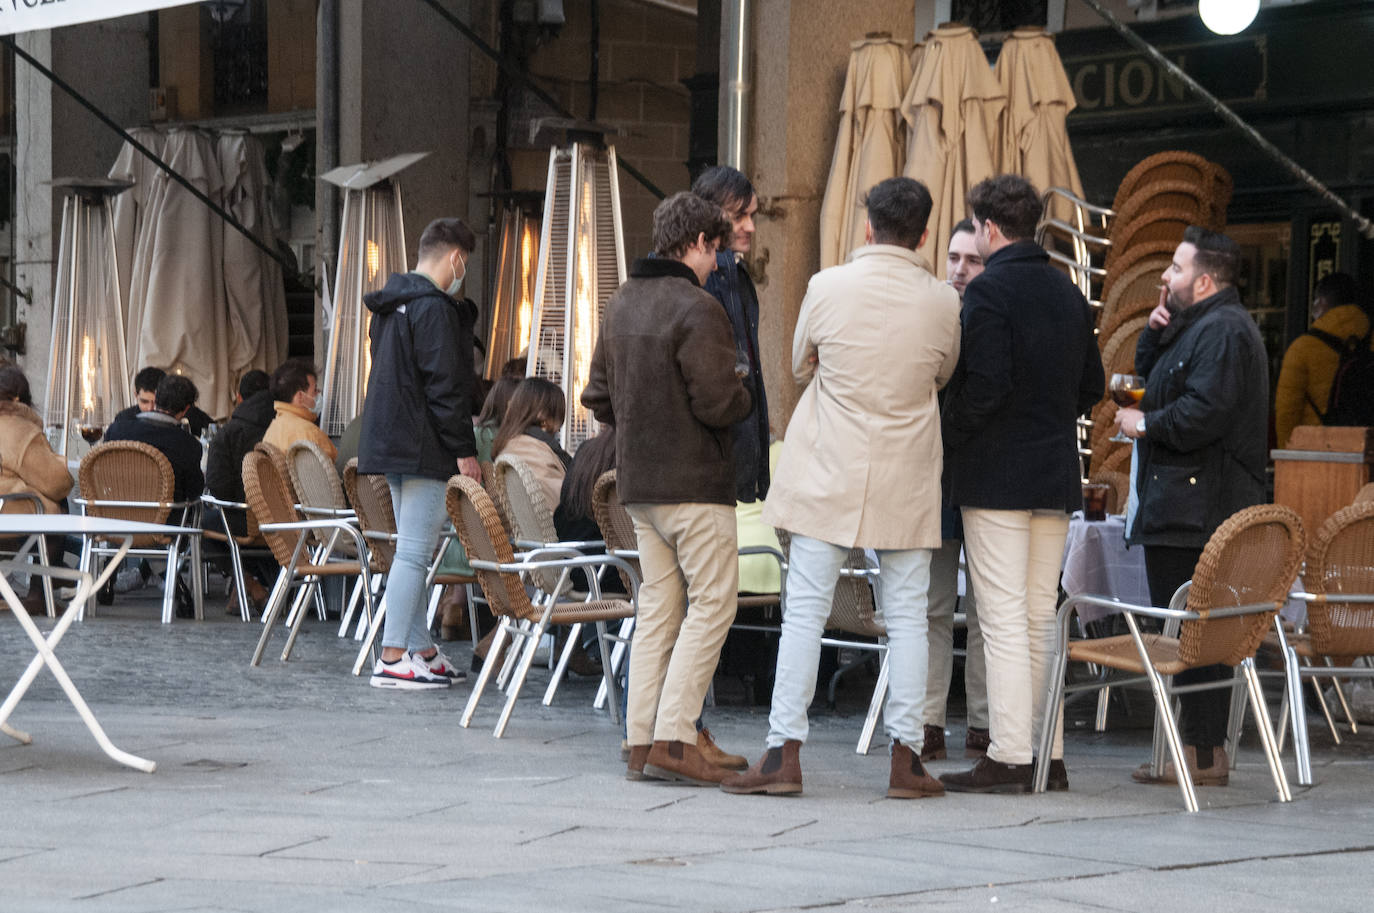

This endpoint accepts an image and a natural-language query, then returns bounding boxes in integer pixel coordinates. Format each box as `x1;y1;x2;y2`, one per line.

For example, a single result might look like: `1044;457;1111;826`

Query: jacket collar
983;238;1048;269
849;243;934;274
1159;285;1242;348
0;399;41;428
631;256;700;286
273;401;318;422
136;410;181;427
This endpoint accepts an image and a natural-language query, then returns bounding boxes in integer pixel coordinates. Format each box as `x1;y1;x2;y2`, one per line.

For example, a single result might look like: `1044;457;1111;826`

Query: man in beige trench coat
722;177;961;799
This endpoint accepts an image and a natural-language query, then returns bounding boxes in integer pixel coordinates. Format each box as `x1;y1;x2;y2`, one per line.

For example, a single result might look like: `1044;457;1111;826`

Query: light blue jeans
382;474;448;652
767;534;932;750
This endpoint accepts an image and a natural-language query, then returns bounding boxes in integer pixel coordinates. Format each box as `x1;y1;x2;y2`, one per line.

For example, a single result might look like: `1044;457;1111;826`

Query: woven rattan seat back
1112;151;1219;212
1100;241;1178;302
1106;210;1194;267
446;475;535;622
480;460;515;542
1099;315;1147;379
494;453;564;594
1098;257;1169;338
1112;180;1219;232
774;529;884;638
242;448;306;568
1178;504;1304;668
288;440;347;511
1303;501;1374;657
254;441;296;505
591;470;640;594
79;441;176;545
343;459;397;572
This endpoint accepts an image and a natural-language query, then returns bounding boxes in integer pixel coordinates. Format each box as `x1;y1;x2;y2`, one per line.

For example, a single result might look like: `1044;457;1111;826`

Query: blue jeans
382;474;448;652
767;534;932;749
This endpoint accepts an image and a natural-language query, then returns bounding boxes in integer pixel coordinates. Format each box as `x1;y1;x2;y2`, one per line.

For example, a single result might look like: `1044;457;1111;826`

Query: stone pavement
2;594;1373;913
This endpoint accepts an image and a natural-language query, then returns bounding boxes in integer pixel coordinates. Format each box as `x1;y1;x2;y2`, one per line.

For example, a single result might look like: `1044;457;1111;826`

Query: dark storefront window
209;0;268;112
951;0;1048;33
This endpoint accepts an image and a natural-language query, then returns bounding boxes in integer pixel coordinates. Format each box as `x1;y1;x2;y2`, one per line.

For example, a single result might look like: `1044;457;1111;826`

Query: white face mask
447;252;466;297
311;392;324;415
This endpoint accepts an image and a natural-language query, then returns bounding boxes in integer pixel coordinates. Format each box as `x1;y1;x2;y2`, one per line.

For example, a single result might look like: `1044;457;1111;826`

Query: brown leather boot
888;739;945;799
697;727;748;770
644;740;729;786
1131;746;1229;787
964;726;990;759
720;740;803;795
920;724;947;761
625;744;656;781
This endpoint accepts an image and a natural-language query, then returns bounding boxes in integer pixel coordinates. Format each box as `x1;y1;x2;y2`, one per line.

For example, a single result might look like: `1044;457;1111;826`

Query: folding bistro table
0;514;197;773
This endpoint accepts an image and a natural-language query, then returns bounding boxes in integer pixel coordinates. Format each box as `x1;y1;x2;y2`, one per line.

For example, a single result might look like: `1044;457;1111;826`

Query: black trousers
1143;544;1230;751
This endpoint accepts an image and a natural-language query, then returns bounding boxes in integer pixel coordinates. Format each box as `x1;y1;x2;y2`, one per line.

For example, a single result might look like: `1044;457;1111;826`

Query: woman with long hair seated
491;377;571;511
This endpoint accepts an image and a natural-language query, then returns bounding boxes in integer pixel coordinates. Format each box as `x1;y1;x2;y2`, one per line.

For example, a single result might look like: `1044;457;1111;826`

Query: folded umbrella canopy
901;24;1004;275
995;26;1084;223
818;35;913;271
108;127;167;330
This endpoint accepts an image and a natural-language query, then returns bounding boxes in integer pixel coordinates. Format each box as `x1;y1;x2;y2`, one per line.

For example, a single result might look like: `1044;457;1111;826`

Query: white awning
0;1;196;37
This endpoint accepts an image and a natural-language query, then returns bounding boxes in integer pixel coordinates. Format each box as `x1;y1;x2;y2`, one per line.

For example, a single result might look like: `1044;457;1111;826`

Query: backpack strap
1305;326;1346;353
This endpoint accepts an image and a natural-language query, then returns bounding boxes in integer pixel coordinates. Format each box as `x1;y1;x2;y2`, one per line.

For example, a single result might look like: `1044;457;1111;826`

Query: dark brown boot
625;744;655;781
644;740;729;786
920;724;947;761
939;755;1033;794
888;740;945;799
720;740;803;795
964;726;990;759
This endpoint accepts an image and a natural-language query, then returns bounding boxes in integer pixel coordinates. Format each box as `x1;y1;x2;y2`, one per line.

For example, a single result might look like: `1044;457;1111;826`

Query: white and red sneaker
417;648;466;684
369;653;450;690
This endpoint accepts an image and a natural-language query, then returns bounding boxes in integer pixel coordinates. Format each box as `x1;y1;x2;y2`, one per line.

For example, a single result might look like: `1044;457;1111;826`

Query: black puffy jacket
356;272;477;481
205;389;276;503
1127;286;1268;549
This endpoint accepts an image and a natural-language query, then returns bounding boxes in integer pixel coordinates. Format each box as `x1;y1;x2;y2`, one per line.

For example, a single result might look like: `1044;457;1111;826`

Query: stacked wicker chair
1088;151;1233;477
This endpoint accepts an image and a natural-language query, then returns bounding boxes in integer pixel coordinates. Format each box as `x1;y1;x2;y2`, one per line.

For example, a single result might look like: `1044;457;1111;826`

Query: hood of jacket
0;398;42;429
364;272;479;327
1313;303;1371;340
230;388;276;429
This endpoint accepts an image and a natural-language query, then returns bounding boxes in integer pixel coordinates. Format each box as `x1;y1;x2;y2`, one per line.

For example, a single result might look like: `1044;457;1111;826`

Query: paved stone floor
2;590;1372;913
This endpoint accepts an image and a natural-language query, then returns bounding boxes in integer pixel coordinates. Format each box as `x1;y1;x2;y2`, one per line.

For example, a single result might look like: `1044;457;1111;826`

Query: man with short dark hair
263;358;336;461
1274;271;1370;447
110;366;214;437
939;174;1103;795
105;374;205;504
583;191;752;785
1113;225;1267;788
923;218;988;763
723;176;961;799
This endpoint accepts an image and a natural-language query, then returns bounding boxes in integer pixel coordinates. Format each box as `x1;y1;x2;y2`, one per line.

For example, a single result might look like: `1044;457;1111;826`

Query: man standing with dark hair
583;192;752;785
358;216;480;689
723;176;961;799
1274;270;1370;447
1113;225;1266;788
263;358;336;462
939;174;1103;795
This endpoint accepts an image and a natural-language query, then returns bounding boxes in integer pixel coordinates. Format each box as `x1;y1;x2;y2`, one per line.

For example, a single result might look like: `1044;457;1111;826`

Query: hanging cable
1076;0;1374;239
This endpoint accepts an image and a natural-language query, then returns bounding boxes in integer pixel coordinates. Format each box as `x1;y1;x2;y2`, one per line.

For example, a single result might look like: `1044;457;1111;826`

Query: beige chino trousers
624;502;739;745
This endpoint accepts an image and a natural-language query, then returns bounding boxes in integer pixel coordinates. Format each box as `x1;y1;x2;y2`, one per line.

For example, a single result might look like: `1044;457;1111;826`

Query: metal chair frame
0;491;56;618
200;493;276;622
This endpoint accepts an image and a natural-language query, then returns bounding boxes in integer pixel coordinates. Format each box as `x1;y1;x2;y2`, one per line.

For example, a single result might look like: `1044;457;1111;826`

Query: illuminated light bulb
366;239;380;281
1199;0;1259;35
80;335;96;412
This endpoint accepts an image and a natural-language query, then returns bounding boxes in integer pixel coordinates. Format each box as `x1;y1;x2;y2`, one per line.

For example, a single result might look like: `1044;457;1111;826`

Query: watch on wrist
1135;416;1146;436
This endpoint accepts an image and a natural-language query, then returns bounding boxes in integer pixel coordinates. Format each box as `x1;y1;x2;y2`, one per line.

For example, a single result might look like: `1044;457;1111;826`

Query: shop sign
0;0;195;37
1064;34;1268;116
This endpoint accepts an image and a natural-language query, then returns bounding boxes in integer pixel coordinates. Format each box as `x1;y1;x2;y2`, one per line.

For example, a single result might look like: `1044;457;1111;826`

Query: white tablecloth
1060;512;1150;621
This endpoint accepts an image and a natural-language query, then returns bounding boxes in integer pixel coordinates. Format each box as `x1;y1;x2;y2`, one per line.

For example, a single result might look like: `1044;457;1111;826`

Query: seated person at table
491;377;571;511
110;366;213;437
0;364;74;516
204;370;275;611
262;358;337;462
104;374;205;508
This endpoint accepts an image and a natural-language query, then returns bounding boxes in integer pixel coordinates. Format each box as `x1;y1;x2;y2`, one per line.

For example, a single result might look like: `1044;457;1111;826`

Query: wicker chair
74;441;202;623
1266;501;1374;786
242;448;377;666
343;460;478;676
201;480;275;623
287;440;356;556
447;474;636;738
1105;209;1194;269
1035;504;1305;811
773;528;890;754
0;491;56;617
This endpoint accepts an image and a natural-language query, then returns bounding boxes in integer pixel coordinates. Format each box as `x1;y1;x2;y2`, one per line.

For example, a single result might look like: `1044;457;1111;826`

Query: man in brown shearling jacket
582;192;752;786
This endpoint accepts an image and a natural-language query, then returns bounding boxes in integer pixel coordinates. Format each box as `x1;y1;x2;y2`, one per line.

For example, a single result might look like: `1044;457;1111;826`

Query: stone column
13;30;54;408
741;0;916;434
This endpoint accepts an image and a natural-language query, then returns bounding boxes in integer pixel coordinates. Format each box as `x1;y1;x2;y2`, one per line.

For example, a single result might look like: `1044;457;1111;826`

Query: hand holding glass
1107;373;1145;443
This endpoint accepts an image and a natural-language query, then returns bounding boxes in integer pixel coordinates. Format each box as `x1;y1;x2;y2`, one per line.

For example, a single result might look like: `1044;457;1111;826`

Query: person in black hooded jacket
206;370;274;530
356;217;479;690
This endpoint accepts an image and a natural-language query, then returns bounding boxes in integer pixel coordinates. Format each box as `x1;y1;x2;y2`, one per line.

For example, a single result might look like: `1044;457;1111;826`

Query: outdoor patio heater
484;202;542;377
43;179;133;457
526;130;627;453
318;153;427;436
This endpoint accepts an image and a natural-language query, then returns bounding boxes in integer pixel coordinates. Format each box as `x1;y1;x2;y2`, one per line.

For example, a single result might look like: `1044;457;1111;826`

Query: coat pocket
1140;462;1208;536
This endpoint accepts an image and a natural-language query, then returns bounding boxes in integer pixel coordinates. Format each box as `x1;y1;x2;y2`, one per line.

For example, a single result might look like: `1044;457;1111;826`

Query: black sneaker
939;756;1033;794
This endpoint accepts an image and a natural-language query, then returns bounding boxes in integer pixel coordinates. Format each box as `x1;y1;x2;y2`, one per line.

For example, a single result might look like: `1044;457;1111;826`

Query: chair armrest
297;505;357;520
201;494;249;511
0;492;46;513
1293;591;1374;605
259;518;371;564
1058;592;1285;625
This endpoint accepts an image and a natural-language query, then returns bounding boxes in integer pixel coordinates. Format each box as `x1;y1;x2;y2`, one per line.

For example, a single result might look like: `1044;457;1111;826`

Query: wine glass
1107;373;1146;443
